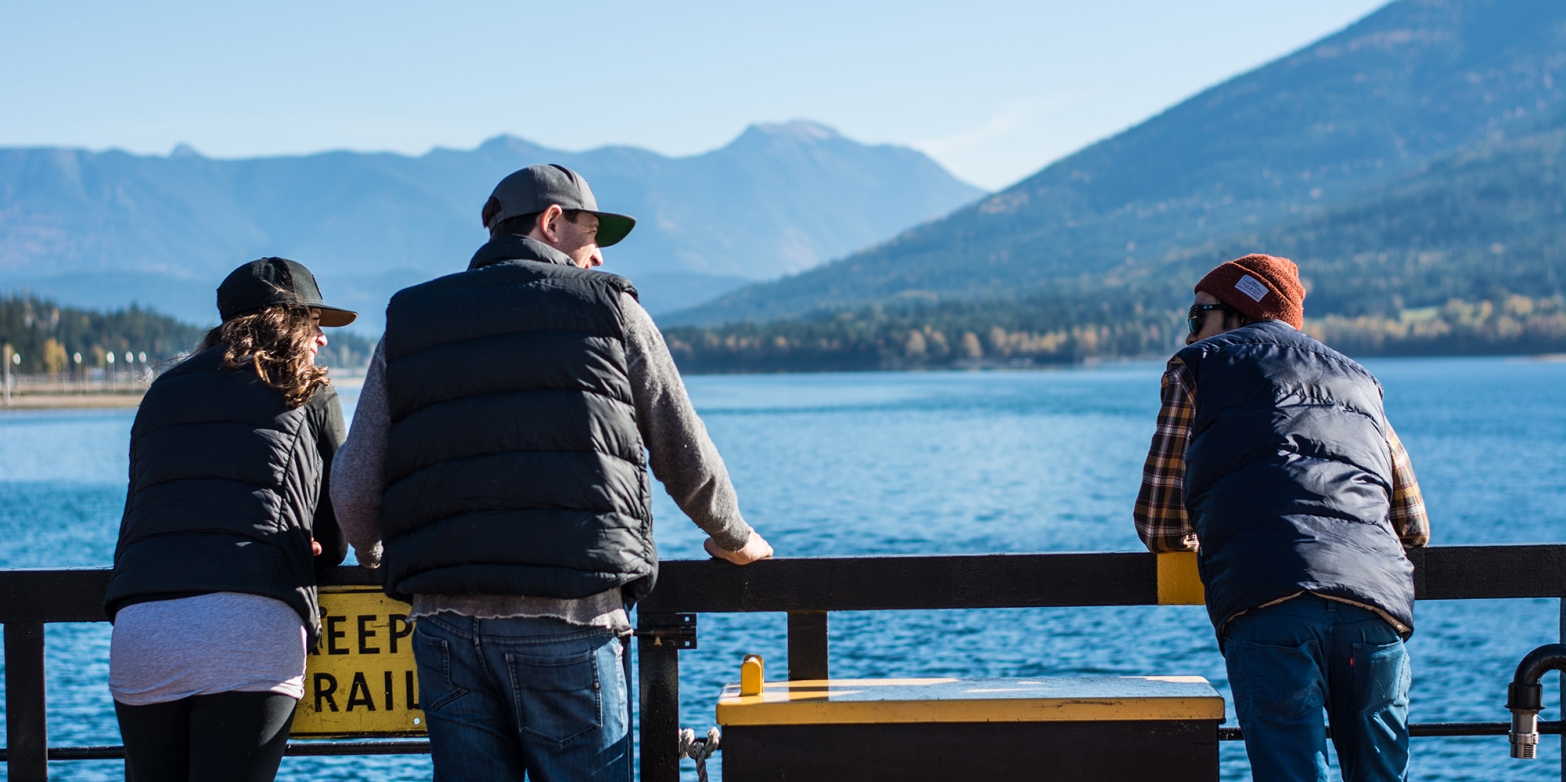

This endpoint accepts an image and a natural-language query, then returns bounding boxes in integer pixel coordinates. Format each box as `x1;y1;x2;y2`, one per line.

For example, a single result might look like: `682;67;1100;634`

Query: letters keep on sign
292;585;426;737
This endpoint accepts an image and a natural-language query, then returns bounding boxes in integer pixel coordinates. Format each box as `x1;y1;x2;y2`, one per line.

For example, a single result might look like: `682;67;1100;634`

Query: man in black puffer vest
1134;254;1429;782
331;164;772;782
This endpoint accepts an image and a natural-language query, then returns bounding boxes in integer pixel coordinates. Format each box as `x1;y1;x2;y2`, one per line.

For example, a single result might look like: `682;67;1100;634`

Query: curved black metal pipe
1506;643;1566;759
1510;644;1566;700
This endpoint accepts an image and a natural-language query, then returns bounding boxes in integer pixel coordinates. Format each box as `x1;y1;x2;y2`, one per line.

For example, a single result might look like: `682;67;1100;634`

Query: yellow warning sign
291;585;427;738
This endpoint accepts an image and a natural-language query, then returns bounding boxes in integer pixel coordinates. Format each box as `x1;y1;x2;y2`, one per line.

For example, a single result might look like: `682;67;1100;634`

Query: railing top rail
3;545;1563;624
638;544;1566;613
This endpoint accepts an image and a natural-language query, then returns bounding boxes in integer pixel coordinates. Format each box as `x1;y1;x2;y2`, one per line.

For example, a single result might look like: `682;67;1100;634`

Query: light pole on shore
3;344;11;409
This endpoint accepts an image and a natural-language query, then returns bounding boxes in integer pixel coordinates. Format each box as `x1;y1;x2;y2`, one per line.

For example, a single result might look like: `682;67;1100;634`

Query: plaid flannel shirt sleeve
1134;359;1200;553
1386;423;1430;548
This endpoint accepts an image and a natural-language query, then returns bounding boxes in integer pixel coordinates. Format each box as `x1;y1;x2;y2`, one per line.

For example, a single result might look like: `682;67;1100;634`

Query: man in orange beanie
1133;254;1428;781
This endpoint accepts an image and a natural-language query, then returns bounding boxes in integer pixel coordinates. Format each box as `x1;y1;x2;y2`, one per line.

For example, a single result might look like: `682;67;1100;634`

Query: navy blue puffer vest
1177;320;1414;638
380;237;657;604
105;347;325;641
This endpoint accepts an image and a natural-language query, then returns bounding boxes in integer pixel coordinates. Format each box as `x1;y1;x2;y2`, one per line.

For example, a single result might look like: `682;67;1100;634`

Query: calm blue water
2;357;1564;781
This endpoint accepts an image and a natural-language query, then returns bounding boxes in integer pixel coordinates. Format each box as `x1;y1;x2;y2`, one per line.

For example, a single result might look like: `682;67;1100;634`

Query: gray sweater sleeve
622;294;754;551
329;340;389;568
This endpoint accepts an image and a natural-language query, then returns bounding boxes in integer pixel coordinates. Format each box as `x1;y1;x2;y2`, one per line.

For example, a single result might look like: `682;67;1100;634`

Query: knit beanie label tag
1235;275;1269;302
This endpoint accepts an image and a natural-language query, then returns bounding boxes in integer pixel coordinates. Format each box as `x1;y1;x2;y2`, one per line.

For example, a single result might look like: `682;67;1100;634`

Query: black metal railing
5;544;1566;781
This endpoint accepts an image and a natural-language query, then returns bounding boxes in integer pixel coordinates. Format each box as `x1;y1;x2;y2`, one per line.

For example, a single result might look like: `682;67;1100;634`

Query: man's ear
533;204;564;241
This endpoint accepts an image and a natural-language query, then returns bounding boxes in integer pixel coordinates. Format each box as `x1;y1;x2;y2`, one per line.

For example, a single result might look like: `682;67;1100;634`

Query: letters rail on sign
291;585;426;738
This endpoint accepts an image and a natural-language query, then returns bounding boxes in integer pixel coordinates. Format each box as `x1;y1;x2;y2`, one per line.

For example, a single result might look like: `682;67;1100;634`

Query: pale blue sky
2;1;1387;190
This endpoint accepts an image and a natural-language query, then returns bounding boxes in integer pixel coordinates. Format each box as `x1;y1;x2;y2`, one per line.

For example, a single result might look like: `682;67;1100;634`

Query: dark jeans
413;614;631;782
1224;594;1411;782
114;691;297;782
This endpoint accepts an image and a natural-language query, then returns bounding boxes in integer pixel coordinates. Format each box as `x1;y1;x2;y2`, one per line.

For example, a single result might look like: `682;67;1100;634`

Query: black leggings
115;691;297;782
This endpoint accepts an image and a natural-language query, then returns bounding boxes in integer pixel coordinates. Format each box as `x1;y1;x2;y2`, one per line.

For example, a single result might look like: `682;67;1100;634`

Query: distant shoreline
2;392;144;410
676;350;1566;376
3;376;363;413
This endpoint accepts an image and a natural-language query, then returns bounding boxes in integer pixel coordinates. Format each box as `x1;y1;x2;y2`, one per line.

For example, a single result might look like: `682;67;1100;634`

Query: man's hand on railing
351;542;383;569
704;532;773;565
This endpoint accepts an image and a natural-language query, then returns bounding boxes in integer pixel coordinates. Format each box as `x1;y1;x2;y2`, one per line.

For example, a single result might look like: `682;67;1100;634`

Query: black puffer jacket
104;347;347;643
379;236;657;603
1178;320;1414;640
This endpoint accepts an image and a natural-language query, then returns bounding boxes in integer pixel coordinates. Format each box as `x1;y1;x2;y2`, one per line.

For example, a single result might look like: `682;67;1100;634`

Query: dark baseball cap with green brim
217;257;358;327
481;164;637;247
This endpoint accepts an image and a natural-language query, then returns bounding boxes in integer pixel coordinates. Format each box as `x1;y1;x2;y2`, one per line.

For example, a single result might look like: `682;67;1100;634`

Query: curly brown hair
197;304;329;408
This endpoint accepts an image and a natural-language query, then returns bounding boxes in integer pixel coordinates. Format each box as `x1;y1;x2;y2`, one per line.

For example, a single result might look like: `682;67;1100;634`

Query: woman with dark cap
103;258;358;782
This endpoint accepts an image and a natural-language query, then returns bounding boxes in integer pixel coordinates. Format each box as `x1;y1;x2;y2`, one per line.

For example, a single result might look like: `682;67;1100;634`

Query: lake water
2;356;1564;781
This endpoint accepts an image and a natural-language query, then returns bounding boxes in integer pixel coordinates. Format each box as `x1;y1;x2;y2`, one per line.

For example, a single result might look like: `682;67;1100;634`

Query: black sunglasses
1187;303;1233;336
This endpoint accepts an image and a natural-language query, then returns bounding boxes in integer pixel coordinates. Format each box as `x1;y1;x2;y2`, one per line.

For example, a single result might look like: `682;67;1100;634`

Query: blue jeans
1223;594;1411;782
413;614;631;782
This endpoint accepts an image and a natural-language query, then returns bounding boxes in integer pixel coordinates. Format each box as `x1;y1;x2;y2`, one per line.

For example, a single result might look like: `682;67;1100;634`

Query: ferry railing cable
4;544;1566;782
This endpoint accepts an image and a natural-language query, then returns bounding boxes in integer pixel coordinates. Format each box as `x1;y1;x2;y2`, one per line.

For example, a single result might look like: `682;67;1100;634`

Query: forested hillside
1184;112;1566;317
665;111;1566;371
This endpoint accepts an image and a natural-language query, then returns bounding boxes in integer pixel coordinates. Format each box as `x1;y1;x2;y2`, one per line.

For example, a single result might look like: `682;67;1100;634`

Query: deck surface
717;675;1225;725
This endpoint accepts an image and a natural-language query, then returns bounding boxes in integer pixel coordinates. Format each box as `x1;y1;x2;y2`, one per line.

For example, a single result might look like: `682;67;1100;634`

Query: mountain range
672;0;1566;327
0;121;983;332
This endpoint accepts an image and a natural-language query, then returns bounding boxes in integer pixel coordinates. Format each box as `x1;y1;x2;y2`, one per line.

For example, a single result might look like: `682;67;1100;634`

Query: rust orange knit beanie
1194;254;1305;329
